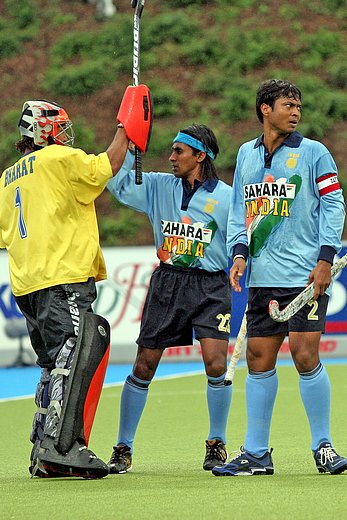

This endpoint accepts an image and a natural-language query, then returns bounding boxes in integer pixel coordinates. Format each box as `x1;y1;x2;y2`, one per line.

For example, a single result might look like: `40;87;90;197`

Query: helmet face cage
18;100;74;147
51;118;75;147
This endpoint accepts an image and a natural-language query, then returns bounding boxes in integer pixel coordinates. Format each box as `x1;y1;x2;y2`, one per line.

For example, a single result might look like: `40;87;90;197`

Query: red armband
117;84;153;153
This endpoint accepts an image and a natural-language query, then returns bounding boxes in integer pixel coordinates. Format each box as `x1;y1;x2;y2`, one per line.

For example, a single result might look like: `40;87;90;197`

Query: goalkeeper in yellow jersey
0;86;152;479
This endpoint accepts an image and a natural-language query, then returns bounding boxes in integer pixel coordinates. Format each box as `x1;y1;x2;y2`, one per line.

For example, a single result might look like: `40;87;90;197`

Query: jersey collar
182;177;218;193
254;130;304;149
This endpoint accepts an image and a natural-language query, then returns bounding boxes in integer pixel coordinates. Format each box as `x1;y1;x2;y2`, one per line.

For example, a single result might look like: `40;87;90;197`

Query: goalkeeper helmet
18;100;74;147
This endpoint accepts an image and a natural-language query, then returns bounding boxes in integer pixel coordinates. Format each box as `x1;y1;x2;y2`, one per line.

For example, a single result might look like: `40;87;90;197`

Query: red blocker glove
117;84;153;153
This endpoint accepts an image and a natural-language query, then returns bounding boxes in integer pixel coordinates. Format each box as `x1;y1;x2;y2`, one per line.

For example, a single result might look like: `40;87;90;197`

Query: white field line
2;359;346;403
0;369;207;403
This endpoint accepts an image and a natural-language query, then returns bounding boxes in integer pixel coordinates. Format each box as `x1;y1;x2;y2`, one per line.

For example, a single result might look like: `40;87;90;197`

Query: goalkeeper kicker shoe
29;440;65;478
314;442;347;475
108;445;133;474
212;446;274;476
203;440;228;470
38;437;109;479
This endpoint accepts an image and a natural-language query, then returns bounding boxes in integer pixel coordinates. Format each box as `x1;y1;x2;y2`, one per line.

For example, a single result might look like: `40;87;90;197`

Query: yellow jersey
0;144;112;296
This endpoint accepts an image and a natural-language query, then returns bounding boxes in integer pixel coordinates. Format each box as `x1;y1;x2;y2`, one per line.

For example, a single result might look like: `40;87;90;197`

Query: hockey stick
224;310;247;385
131;0;145;185
269;253;347;323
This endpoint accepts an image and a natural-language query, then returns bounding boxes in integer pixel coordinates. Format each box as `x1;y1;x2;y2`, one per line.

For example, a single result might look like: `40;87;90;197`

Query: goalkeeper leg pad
29;368;51;476
117;84;153;153
37;313;110;478
30;368;51;445
54;313;111;454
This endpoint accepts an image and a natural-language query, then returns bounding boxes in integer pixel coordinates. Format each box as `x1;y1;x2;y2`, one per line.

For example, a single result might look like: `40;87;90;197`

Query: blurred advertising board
0;244;346;366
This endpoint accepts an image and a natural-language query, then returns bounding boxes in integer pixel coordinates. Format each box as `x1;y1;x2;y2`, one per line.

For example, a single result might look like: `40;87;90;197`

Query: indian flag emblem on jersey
157;216;218;267
245;173;302;257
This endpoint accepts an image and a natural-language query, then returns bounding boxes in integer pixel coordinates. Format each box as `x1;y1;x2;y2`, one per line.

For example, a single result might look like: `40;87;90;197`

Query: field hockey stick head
269;254;347;323
269;283;315;322
268;299;282;321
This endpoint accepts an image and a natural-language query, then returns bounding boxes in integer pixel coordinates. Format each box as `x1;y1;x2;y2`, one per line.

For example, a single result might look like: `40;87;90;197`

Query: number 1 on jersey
15;187;28;239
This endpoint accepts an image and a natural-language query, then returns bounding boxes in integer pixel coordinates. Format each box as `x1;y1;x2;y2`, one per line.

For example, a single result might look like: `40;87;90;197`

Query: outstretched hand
230;258;246;292
307;260;332;300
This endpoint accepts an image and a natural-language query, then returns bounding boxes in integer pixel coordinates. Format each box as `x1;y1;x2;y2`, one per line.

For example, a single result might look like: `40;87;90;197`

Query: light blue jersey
108;152;231;271
227;132;345;287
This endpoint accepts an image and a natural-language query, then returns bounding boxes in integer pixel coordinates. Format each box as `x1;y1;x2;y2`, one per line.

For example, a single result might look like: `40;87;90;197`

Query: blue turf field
0;362;206;400
1;358;347;401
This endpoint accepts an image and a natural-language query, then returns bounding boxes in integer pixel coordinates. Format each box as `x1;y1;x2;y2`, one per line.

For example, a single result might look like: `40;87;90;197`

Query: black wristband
232;243;249;261
317;245;336;265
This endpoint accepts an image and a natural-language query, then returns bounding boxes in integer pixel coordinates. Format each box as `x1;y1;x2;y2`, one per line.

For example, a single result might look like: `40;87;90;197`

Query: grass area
1;365;347;519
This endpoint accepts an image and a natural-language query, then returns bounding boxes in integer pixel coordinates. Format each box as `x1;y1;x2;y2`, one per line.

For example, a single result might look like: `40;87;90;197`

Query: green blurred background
0;0;346;244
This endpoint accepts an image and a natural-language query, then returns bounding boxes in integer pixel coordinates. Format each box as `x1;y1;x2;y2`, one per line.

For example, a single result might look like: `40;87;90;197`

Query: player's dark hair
16;136;42;154
256;79;302;123
16;135;54;154
179;123;219;181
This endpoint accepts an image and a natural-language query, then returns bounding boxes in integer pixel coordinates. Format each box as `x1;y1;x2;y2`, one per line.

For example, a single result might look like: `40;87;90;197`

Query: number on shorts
307;299;319;321
216;313;231;333
15;187;27;239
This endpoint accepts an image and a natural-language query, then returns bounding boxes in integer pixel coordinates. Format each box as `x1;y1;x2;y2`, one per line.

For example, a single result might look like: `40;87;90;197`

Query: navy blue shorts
247;287;329;337
137;262;232;349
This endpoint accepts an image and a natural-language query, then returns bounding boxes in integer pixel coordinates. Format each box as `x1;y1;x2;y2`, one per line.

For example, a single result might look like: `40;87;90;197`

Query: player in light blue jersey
107;124;232;473
213;79;347;477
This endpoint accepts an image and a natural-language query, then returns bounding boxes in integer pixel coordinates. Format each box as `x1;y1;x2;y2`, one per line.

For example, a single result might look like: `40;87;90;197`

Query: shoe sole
40;460;109;479
29;459;68;479
30;468;67;478
317;464;347;475
203;463;227;471
109;464;133;474
30;467;66;478
212;468;274;476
